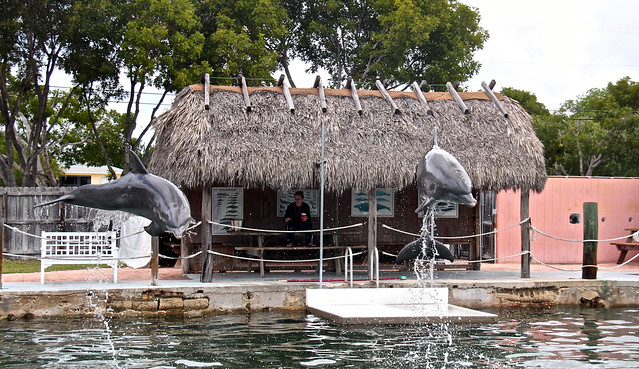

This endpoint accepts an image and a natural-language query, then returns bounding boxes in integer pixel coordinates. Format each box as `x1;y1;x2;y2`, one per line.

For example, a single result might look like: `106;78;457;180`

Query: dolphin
415;131;476;215
35;150;194;238
395;238;455;264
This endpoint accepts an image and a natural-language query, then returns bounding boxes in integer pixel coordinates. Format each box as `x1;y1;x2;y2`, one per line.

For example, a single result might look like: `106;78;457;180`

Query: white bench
40;231;119;284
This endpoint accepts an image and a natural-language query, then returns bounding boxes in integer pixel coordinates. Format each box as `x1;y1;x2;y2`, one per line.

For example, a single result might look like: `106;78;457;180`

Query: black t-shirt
284;202;312;224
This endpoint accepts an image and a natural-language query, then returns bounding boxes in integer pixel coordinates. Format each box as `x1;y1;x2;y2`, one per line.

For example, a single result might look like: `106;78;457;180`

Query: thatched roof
150;84;547;192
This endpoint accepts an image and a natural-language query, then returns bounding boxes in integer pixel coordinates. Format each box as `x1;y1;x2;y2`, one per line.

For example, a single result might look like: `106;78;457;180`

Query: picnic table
611;228;639;264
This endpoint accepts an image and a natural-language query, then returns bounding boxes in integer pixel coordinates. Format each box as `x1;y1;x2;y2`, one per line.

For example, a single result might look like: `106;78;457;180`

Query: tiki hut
150;79;546;279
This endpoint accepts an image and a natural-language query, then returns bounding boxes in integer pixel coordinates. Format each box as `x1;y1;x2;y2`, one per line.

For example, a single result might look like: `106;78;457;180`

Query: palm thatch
150;84;546;192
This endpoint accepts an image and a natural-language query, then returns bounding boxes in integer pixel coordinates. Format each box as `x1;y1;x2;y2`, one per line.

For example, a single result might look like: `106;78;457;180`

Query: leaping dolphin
415;131;476;215
35;151;194;238
395;238;455;264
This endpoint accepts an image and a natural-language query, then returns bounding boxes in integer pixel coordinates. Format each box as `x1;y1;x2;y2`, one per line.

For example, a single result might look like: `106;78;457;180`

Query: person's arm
284;203;294;222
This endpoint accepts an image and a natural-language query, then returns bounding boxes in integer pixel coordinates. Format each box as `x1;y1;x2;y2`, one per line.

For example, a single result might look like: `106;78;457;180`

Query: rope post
0;193;6;289
582;202;598;279
520;189;531;278
151;236;159;286
367;188;378;281
201;184;214;282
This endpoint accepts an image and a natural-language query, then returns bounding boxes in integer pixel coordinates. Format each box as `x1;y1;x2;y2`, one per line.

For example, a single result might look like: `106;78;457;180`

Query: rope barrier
381;249;529;264
381;218;530;240
158;251;202;260
207;249;365;263
530;225;639;243
2;252;151;261
207;221;364;234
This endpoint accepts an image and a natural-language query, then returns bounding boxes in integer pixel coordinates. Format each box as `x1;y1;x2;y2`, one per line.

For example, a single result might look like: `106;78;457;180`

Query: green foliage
506;77;639;177
284;0;488;87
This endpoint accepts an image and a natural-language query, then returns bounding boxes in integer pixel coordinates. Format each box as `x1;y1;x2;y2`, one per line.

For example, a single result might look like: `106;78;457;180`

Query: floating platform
306;287;498;325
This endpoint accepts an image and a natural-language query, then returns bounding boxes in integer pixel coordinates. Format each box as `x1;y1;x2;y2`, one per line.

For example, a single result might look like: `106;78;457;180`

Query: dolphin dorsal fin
129;150;149;174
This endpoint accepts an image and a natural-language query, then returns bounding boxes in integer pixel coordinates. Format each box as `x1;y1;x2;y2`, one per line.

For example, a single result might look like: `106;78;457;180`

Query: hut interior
149;76;547;279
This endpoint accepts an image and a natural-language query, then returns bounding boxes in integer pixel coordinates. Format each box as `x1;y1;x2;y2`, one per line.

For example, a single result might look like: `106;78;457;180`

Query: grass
2;260;108;274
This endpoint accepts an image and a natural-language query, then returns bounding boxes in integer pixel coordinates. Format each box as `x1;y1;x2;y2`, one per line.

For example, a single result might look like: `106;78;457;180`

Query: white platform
306;288;498;325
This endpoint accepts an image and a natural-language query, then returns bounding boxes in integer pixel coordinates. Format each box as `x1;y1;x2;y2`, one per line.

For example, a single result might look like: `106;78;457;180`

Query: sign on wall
277;189;320;217
212;187;244;234
434;201;459;218
351;188;395;217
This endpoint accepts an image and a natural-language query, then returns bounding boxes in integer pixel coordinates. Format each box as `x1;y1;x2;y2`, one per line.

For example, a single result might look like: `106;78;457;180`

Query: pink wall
496;177;639;264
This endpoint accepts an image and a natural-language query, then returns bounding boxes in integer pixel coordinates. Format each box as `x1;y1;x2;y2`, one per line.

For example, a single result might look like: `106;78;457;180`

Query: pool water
1;306;638;368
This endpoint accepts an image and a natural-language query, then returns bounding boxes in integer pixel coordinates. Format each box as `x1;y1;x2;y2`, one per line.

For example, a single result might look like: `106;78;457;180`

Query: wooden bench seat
612;242;639;264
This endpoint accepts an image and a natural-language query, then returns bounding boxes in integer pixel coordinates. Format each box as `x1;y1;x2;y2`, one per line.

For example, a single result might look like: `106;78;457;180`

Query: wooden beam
481;81;509;118
345;79;363;115
582;202;598;279
200;184;214;282
278;74;295;113
314;75;327;113
520;189;530;278
375;80;400;114
367;188;377;280
410;81;433;116
237;74;251;112
446;82;469;114
151;236;159;286
203;73;210;110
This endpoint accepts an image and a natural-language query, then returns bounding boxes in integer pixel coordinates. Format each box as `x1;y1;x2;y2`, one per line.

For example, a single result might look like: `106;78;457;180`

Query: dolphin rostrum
395;238;455;264
35;151;194;238
415;130;477;215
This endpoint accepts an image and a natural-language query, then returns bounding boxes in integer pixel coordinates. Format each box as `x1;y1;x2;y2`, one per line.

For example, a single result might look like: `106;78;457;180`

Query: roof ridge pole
313;75;327;113
446;82;469;114
203;73;210;110
410;81;434;116
277;73;295;114
237;73;252;112
481;81;509;118
345;79;363;115
375;80;401;114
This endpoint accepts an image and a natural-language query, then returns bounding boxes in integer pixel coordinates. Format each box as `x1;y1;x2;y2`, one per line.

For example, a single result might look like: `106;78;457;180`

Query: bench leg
617;250;628;264
113;263;118;283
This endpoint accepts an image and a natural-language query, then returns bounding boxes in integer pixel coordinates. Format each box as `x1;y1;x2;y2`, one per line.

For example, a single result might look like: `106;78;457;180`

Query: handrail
371;247;380;288
344;247;354;287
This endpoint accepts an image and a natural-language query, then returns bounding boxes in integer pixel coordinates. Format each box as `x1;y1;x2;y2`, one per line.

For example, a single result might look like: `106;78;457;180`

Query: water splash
414;207;439;288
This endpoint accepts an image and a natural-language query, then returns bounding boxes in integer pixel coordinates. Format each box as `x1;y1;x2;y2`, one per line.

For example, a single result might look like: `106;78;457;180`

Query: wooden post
481;81;509;118
446;82;469;114
1;194;6;289
203;73;210;110
410;81;433;116
582;202;598;279
151;236;159;286
200;184;214;282
237;74;252;112
314;75;327;113
367;188;377;280
375;80;400;114
520;189;531;278
345;79;363;115
180;237;189;274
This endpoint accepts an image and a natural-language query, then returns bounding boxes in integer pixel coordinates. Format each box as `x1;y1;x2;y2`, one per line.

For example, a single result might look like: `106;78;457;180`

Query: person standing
284;191;315;246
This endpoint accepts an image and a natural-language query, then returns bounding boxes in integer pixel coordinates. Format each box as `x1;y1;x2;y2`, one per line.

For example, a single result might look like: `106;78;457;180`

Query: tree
504;78;639;177
282;0;488;88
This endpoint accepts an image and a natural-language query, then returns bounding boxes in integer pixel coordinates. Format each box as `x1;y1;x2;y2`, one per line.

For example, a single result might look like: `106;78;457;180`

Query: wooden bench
612;228;639;264
40;231;119;284
234;245;367;277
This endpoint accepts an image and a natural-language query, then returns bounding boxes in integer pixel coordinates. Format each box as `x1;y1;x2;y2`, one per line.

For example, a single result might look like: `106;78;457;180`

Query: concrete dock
1;264;639;320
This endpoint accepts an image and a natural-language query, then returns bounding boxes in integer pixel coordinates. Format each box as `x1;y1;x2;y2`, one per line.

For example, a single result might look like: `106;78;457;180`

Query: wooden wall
496;177;639;264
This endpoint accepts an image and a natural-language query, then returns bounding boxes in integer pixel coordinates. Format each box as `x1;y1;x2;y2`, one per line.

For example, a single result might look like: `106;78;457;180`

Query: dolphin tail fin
415;197;435;215
34;194;72;208
434;240;455;262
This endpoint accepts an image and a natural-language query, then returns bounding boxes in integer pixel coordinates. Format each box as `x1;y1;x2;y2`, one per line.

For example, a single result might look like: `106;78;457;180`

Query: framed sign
277;189;319;217
434;201;458;218
351;188;395;217
212;187;244;234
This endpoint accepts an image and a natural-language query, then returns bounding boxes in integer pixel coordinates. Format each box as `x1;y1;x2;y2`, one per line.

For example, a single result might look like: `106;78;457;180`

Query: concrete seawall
2;278;638;320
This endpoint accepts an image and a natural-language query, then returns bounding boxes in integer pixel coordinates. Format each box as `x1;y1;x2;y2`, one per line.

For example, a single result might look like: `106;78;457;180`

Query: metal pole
319;119;326;288
520;190;530;278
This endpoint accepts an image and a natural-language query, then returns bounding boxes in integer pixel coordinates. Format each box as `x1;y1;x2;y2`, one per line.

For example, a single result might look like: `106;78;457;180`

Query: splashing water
414;207;440;288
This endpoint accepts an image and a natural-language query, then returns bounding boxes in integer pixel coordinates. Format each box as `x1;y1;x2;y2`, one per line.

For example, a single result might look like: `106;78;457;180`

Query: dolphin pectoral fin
34;194;72;208
396;239;422;264
144;222;165;237
128;150;149;175
434;241;455;262
415;197;436;214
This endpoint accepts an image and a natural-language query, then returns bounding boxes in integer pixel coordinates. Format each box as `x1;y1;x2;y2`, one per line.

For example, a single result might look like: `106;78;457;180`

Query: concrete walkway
2;262;639;292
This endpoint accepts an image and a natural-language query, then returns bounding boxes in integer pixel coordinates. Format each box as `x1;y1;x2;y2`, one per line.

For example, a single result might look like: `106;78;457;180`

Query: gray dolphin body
395;238;455;264
415;142;477;215
36;151;194;238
